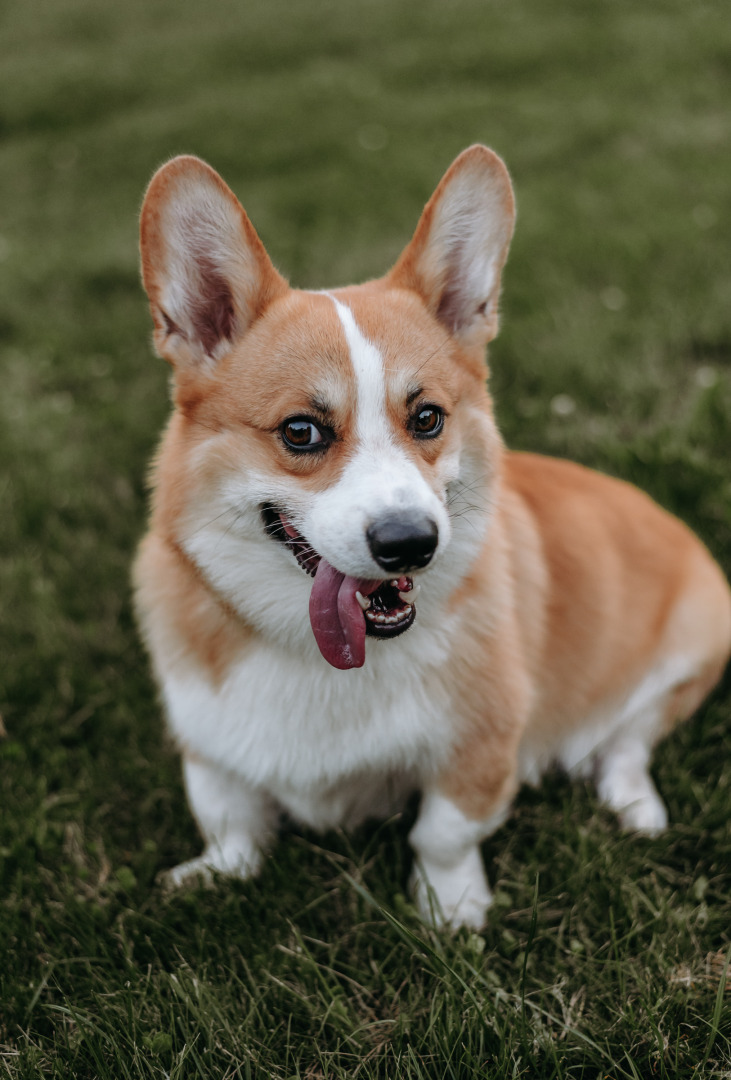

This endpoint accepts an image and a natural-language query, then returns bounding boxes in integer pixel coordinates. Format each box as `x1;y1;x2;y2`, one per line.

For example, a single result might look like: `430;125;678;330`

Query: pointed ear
139;156;288;370
388;145;515;347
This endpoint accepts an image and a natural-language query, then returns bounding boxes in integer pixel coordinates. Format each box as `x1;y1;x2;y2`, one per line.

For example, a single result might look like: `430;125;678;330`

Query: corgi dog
134;145;731;929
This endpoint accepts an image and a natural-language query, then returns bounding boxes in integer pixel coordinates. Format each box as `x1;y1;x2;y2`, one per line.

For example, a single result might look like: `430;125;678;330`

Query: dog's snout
366;513;438;573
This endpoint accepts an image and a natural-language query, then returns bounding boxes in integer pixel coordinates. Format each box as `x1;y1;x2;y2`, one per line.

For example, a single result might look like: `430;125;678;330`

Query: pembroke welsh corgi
134;145;731;929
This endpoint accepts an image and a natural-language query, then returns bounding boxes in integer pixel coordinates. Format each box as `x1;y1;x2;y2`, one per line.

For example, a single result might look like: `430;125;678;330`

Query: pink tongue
309;559;379;670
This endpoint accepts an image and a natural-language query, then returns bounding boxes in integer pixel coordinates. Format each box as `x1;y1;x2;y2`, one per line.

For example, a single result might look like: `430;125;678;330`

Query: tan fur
135;532;252;685
437;452;731;819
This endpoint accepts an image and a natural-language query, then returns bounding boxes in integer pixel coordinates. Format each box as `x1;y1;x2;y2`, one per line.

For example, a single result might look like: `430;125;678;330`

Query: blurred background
1;0;730;1074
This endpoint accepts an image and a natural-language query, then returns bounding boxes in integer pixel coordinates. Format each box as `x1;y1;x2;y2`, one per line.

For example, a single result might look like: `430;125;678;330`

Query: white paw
411;849;492;931
159;845;261;890
616;793;668;837
597;758;669;838
160;855;214;890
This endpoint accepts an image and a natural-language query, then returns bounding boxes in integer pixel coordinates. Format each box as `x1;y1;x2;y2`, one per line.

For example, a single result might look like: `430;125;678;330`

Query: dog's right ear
140;156;288;371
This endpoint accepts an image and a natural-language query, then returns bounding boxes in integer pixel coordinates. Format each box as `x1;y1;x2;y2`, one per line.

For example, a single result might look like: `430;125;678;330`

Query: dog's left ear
388;145;515;348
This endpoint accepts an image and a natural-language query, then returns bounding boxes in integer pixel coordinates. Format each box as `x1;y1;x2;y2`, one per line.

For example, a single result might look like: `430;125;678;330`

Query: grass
1;0;731;1075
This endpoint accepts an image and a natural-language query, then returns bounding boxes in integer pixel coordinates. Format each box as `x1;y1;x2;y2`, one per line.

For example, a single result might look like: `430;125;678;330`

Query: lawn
1;0;731;1075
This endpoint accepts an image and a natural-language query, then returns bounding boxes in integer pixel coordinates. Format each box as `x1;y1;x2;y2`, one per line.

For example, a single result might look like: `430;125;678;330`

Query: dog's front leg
408;630;526;933
409;638;527;930
409;788;513;931
163;754;278;888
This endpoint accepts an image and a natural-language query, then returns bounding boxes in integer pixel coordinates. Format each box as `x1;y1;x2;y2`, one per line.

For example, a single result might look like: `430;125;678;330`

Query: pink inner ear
192;255;236;356
435;250;470;334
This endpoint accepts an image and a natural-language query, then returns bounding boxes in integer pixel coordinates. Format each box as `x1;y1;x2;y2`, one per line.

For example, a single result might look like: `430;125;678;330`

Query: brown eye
281;417;329;452
411;405;444;439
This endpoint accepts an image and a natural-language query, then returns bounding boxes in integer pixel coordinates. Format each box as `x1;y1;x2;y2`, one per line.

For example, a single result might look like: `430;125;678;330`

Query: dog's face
140;147;515;669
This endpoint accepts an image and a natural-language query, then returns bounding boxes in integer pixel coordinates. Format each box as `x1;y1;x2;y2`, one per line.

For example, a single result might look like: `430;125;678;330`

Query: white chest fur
160;621;457;829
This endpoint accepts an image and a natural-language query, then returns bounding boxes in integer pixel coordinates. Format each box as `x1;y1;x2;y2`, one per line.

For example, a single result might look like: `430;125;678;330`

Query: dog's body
135;146;731;928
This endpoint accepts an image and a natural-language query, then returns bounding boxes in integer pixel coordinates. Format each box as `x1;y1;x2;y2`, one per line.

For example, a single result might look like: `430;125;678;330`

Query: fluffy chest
161;624;457;815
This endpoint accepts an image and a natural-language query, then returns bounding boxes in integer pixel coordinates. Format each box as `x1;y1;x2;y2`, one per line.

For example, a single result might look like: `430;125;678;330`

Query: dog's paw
158;856;217;891
616;792;668;837
158;846;261;891
597;762;669;837
410;849;492;931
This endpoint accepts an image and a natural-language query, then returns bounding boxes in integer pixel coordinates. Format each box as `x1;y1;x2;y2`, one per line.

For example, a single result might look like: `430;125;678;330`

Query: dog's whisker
380;341;449;382
181;505;241;542
450;504;489;519
447;487;495;513
447;494;492;514
446;477;492;501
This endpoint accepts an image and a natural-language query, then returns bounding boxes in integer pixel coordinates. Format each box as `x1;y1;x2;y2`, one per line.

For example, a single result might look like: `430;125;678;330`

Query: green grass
2;0;731;1075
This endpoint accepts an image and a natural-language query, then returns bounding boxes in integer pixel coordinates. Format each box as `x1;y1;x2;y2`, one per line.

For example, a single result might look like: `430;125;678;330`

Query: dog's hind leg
162;754;278;888
596;550;731;837
596;659;727;836
595;614;731;836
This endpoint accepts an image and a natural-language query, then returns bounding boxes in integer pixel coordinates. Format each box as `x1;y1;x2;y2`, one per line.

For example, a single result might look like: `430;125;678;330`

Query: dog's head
140;146;515;670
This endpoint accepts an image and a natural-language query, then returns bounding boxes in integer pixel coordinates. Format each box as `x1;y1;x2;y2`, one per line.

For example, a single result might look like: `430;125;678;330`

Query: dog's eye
281;417;329;452
411;406;444;439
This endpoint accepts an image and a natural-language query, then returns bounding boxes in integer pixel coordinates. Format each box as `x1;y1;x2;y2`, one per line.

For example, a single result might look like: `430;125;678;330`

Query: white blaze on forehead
301;294;452;578
328;296;392;446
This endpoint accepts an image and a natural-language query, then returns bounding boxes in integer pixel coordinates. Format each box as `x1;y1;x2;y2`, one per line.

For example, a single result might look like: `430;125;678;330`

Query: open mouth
262;503;418;669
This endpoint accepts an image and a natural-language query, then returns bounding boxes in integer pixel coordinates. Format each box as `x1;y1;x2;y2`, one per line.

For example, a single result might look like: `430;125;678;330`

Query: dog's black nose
366;513;438;573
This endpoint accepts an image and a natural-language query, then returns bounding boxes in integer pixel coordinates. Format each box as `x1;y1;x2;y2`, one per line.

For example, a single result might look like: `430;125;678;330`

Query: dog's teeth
398;584;421;605
355;591;371;611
